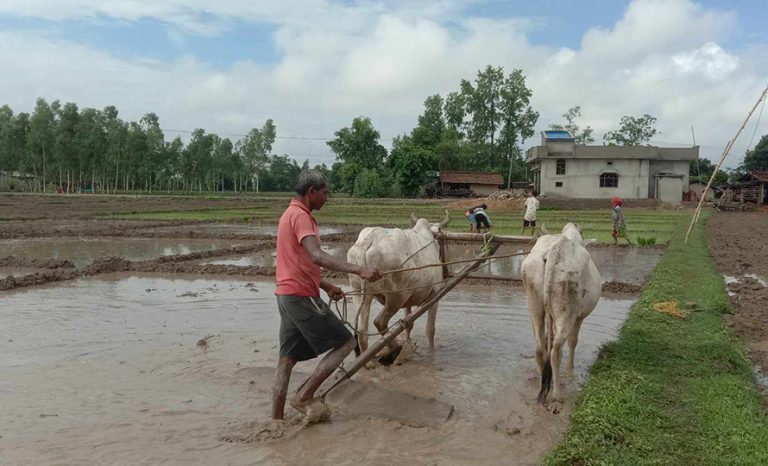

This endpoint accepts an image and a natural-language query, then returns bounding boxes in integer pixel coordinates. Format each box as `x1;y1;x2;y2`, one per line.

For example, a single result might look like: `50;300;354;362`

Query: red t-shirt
275;199;321;296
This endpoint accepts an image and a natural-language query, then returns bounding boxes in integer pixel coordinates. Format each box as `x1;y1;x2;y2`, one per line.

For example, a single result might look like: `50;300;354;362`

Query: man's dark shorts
475;213;491;229
277;295;352;361
523;219;536;227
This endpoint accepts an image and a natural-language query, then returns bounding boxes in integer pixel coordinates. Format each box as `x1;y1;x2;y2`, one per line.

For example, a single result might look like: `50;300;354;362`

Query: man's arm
301;235;381;281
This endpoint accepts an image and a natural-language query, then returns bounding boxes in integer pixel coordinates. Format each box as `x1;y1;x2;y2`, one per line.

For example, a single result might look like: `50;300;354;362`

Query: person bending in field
469;203;492;233
272;169;381;423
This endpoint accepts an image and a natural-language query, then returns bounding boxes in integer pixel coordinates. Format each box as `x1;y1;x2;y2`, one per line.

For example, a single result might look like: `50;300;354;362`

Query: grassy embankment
114;196;688;244
545;213;768;465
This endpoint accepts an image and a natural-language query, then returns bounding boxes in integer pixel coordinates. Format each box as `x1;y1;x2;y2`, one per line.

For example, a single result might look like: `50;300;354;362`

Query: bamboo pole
318;240;502;399
684;83;768;244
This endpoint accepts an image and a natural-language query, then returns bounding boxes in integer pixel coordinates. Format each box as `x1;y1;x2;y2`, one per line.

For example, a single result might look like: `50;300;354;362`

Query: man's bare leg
291;336;356;410
272;356;297;420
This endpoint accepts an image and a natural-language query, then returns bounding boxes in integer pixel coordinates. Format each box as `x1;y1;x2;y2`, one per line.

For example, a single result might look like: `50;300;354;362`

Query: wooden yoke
318;240;502;399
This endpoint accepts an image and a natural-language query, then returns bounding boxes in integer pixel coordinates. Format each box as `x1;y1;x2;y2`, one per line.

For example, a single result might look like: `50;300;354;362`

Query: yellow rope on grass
653;300;689;318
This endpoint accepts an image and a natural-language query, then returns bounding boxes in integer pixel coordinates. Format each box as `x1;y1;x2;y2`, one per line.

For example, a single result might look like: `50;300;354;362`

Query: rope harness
329;234;532;340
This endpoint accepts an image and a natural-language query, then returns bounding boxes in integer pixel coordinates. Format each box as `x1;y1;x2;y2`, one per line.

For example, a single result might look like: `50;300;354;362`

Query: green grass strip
545;213;768;466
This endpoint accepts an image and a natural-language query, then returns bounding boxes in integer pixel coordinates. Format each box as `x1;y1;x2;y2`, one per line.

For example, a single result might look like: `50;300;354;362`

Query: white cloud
0;0;766;167
672;42;739;80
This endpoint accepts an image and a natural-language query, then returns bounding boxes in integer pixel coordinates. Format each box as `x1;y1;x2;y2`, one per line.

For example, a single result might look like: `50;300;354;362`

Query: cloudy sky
1;0;766;167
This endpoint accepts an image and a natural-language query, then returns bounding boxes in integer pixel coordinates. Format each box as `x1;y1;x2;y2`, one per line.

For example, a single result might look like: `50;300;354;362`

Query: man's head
531;190;538;197
295;169;329;211
480;203;488;209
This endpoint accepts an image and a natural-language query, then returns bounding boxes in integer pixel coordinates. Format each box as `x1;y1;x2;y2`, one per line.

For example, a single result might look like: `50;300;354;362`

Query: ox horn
409;211;419;228
540;223;550;235
438;209;450;228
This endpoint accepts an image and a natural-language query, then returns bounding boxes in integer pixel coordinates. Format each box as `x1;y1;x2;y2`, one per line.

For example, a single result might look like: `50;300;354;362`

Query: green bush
636;236;656;247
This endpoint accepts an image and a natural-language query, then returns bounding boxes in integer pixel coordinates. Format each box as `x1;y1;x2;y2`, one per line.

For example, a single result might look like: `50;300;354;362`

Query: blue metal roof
543;130;574;140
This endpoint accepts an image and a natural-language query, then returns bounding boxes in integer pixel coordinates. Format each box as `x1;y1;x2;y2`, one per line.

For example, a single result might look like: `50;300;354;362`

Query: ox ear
438;209;450;228
582;238;597;248
409;212;418;228
540;223;550;235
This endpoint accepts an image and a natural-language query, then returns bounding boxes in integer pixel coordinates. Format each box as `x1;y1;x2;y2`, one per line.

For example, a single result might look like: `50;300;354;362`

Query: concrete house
525;130;699;204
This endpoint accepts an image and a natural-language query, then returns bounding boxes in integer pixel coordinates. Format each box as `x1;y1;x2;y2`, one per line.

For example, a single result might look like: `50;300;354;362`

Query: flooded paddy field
141;223;359;238
0;237;245;268
0;195;677;464
203;241;663;285
1;274;633;466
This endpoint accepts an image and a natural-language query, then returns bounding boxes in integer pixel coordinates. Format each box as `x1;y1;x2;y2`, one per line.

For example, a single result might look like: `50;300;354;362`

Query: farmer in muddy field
521;190;539;236
469;203;492;233
611;196;633;245
272;169;381;423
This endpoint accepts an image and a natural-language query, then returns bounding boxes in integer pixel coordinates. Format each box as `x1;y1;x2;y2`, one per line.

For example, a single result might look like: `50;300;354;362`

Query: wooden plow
318;237;503;401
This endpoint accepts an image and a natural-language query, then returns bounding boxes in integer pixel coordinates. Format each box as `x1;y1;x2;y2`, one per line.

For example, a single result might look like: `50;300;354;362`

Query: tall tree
327;116;387;193
0;106;20;174
75;107;107;191
264;154;301;192
414;94;445;148
455;66;539;170
689;157;727;185
54;102;80;191
550;106;595;145
388;135;438;197
239;119;276;192
27;98;57;191
604;114;658;146
742;134;768;172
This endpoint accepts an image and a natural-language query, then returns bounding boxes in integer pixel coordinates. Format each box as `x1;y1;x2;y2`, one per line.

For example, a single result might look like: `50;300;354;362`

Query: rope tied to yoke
327;237;531;340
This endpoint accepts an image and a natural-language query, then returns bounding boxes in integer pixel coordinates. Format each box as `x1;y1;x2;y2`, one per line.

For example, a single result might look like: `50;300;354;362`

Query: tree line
2;64;765;196
0;99;317;193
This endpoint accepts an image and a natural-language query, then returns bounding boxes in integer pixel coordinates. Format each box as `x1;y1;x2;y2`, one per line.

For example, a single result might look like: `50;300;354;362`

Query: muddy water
204;243;349;268
143;223;357;237
205;243;663;285
1;274;633;465
449;245;663;284
0;238;242;268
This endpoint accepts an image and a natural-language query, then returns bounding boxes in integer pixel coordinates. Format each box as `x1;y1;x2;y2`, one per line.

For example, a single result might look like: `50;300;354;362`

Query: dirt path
707;212;768;373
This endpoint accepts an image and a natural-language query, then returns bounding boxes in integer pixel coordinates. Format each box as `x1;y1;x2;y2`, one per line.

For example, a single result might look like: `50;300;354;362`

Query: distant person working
468;203;492;233
521;190;539;236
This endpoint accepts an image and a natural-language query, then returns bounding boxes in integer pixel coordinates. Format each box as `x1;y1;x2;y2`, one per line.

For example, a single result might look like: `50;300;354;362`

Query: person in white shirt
521;190;539;236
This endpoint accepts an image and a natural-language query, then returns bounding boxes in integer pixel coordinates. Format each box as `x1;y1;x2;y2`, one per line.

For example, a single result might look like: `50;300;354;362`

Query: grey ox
521;222;601;412
347;210;449;365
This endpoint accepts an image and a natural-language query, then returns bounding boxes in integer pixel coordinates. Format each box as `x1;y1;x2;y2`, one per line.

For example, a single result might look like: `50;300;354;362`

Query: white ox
521;223;601;411
347;210;449;365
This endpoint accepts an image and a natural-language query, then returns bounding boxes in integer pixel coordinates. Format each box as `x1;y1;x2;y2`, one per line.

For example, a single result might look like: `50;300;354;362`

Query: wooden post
318;240;502;399
685;83;768;243
438;235;449;278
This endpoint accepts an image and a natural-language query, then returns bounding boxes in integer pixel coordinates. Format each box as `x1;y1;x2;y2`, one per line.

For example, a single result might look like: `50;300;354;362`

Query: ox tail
538;358;553;403
539;238;565;404
542;237;565;315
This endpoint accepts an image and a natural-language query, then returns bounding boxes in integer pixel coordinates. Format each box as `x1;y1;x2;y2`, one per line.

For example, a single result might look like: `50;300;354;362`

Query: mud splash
0;275;634;465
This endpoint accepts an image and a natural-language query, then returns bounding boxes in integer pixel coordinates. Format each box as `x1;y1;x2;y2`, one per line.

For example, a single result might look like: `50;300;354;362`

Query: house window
607;161;613;166
600;172;619;188
555;181;563;187
556;159;566;175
